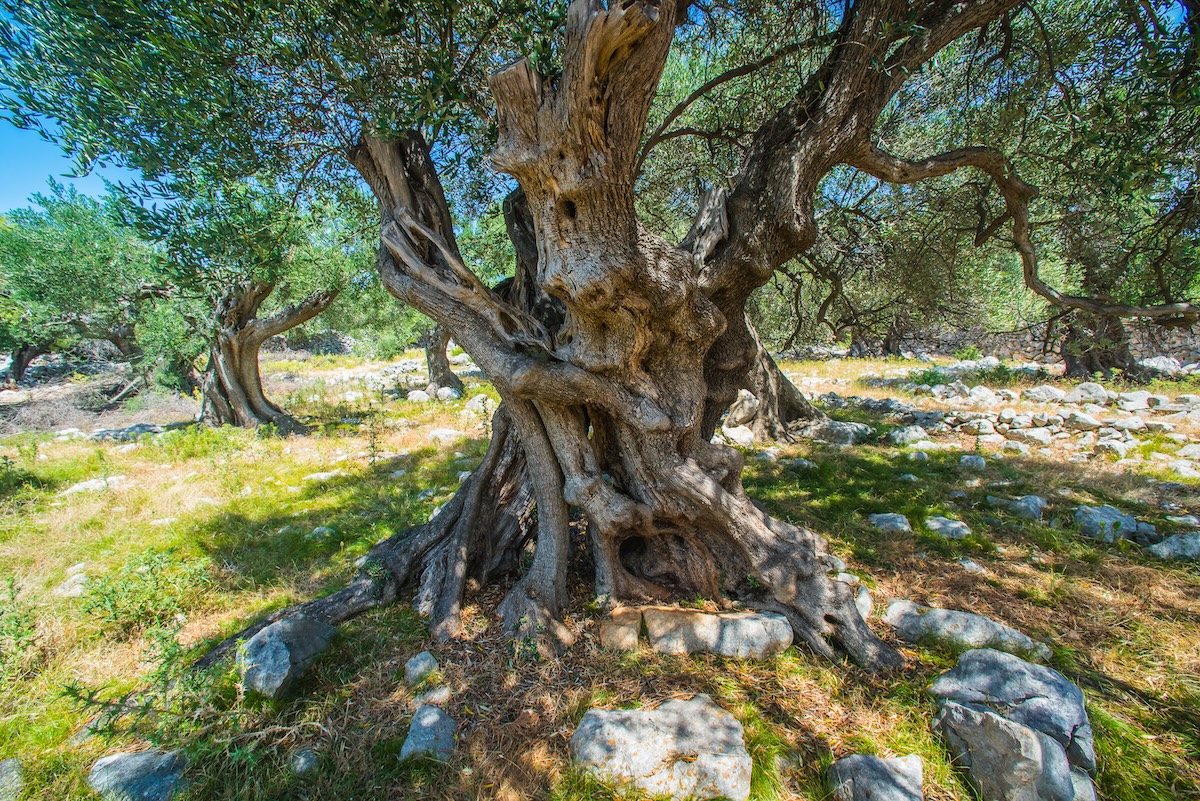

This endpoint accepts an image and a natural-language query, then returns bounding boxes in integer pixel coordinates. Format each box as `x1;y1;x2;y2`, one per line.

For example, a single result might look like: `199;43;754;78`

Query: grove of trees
1;0;1197;668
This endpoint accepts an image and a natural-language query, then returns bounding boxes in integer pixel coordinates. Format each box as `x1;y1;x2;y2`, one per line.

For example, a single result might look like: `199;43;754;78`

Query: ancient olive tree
135;179;351;431
0;182;164;383
4;0;1110;669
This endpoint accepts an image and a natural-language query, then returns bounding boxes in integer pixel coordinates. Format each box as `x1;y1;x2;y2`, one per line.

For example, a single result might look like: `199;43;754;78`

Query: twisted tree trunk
1060;312;1137;379
199;281;339;433
203;0;1030;673
729;320;826;441
422;325;464;395
8;343;49;386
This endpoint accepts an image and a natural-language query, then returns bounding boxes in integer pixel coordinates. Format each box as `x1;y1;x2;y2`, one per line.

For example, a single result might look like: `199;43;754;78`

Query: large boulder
399;705;457;761
725;389;760;427
570;694;752;801
829;754;923;801
238;614;336;699
934;701;1094;801
884;600;1051;661
1149;532;1200;561
929;649;1095;773
405;651;439;686
641;607;792;659
88;750;187;801
1063;383;1108;405
1073;505;1137;543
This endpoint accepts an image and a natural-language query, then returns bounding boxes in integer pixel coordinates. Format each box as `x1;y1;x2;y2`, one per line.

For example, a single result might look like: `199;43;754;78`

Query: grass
0;356;1198;799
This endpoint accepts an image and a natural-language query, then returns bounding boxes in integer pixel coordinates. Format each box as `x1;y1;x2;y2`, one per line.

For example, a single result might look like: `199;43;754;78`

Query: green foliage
0;578;41;681
80;550;212;636
0;181;162;359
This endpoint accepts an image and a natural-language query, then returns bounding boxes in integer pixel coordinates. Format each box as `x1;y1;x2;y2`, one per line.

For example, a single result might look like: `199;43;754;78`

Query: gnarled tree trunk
207;0;1033;674
727;320;827;441
199;281;339;433
8;343;49;386
1061;312;1136;378
422;325;464;395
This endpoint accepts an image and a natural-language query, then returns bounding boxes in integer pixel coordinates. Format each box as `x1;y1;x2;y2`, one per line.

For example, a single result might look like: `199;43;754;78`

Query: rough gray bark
733;320;826;441
206;0;1042;673
8;343;48;385
422;325;464;395
1061;313;1137;378
199;281;339;433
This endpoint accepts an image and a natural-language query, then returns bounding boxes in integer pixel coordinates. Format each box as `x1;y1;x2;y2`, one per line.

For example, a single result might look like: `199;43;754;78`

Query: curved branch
246;288;341;344
847;143;1200;322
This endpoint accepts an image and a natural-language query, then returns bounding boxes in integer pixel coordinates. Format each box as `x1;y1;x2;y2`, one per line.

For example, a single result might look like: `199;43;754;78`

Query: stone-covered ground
0;352;1197;800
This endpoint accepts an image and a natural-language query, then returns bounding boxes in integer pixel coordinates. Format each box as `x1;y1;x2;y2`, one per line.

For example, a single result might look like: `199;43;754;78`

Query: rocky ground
0;352;1197;800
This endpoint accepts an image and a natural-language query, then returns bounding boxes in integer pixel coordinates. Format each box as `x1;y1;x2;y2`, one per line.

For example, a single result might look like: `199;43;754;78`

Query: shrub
952;345;982;360
81;550;212;636
0;578;42;681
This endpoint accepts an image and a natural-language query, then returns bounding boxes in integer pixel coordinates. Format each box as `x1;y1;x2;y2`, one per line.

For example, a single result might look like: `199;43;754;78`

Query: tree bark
727;320;826;441
8;343;49;386
207;0;1039;674
199;281;339;433
1061;312;1137;378
422;325;464;395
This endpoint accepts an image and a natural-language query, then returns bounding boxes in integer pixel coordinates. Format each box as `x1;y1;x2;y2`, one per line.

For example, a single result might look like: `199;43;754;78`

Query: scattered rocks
829;754;923;801
721;424;755;448
405;651;440;686
885;600;1051;660
868;513;912;533
238;614;336;699
988;495;1047;520
1149;532;1200;561
959;557;986;574
289;749;319;775
934;701;1092;801
1063;382;1108;405
427;428;466;443
570;694;752;801
887;425;929;446
600;608;643;651
1062;411;1101;431
435;386;461;401
406;389;432;402
462;393;495;418
306;525;337;543
54;572;90;597
88;750;187;801
803;419;875;445
301;470;347;483
725;389;760;427
642;607;793;659
0;759;22;801
61;476;127;495
1022;385;1066;403
926;516;971;540
960;455;986;471
400;706;457;761
1073;505;1138;543
414;685;452;708
929;648;1095;773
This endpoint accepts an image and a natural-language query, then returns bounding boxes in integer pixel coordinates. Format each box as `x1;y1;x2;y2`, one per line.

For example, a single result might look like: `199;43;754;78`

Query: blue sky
0;119;139;213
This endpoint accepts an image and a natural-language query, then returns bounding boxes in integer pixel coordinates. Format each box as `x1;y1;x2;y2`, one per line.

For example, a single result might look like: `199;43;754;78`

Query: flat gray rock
1073;505;1137;543
238;613;336;699
289;748;319;775
1063;383;1108;405
988;495;1047;520
88;750;187;801
570;694;752;801
1149;532;1200;561
400;705;456;761
868;513;912;533
0;759;22;801
887;425;929;446
885;600;1051;661
1063;411;1101;431
926;516;971;540
804;419;875;445
405;650;439;685
829;753;923;801
1022;385;1066;403
642;607;792;659
929;649;1095;773
934;701;1093;801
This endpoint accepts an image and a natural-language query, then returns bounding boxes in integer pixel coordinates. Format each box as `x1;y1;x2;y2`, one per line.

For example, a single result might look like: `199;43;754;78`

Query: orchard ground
0;351;1197;800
